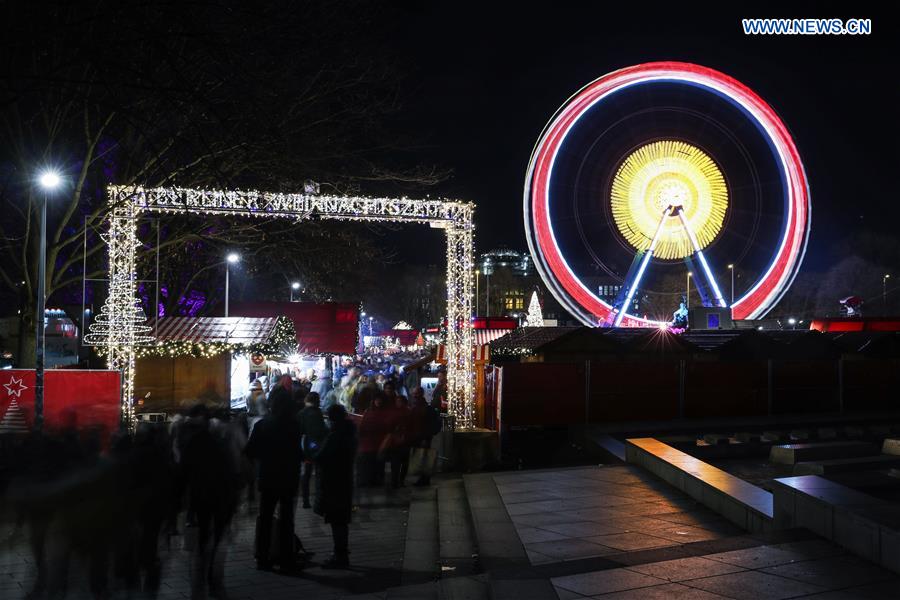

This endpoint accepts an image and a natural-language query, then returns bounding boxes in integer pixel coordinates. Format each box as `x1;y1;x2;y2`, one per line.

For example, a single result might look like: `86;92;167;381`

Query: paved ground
486;465;900;599
4;463;899;599
1;485;413;600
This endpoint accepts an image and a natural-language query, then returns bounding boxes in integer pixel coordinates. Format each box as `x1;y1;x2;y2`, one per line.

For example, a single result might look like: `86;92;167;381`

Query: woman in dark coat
315;404;358;568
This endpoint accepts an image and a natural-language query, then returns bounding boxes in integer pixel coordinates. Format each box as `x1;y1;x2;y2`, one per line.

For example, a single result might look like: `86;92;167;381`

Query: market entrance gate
85;186;475;428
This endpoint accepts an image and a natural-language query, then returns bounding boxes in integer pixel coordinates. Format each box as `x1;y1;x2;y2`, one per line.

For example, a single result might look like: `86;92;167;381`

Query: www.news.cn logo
742;18;872;35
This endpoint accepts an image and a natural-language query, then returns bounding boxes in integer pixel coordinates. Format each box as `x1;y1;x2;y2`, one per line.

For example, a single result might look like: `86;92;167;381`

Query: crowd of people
0;365;447;599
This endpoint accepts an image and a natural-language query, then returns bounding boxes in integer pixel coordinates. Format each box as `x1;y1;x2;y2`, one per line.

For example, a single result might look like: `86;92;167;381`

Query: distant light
886;274;892;279
727;264;734;269
788;318;797;325
687;272;692;277
226;253;240;264
658;322;669;331
291;282;301;290
38;170;61;190
360;311;366;317
757;326;764;331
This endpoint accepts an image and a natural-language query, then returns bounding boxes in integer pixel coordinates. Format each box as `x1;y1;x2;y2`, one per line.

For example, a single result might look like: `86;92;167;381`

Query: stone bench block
769;441;876;464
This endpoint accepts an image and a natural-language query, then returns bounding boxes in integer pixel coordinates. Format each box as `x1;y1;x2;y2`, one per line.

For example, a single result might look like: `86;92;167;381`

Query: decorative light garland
88;186;476;429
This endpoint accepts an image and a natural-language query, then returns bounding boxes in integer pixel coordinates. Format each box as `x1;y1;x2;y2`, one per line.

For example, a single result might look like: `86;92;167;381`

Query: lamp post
475;270;480;316
225;253;240;317
368;316;373;336
34;170;61;431
727;264;734;305
788;317;797;330
291;281;300;302
884;274;891;313
686;272;692;309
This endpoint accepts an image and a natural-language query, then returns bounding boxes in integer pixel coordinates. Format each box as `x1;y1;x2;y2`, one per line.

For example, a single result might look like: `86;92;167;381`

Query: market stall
133;316;295;417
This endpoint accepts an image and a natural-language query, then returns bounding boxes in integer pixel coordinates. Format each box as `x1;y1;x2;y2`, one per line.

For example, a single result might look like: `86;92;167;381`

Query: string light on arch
87;186;476;430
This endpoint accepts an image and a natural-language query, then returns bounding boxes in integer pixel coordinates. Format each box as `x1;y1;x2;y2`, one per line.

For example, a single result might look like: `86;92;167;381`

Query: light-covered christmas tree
524;290;543;327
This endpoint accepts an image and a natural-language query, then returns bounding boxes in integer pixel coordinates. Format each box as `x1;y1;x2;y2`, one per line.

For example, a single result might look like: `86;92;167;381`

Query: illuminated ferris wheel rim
524;61;811;326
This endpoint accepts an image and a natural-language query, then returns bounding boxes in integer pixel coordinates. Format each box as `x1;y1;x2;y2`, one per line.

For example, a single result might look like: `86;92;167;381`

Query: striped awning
436;344;490;363
473;329;514;347
154;317;280;345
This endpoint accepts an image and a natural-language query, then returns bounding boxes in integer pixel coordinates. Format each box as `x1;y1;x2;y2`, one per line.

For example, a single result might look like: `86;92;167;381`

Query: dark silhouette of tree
0;0;448;364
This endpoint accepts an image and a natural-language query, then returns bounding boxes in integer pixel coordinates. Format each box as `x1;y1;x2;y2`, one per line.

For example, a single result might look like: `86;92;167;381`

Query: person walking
314;404;358;569
245;387;304;572
409;386;441;486
357;392;392;486
431;369;448;413
178;404;241;597
297;392;328;509
388;393;411;489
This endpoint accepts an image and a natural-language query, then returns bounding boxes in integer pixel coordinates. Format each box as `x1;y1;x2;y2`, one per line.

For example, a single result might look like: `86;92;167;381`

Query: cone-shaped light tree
524;291;544;327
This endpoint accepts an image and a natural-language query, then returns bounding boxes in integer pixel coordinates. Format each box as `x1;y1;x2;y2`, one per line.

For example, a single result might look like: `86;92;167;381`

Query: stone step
769;441;877;465
438;479;479;574
794;455;900;475
401;486;439;586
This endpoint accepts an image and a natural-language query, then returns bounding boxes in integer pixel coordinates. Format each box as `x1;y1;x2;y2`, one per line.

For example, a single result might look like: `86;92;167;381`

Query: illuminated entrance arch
86;186;475;427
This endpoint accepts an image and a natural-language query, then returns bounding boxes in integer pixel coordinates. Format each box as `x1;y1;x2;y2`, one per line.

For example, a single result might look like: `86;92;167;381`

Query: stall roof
155;317;281;344
489;326;579;351
232;302;359;355
380;329;419;346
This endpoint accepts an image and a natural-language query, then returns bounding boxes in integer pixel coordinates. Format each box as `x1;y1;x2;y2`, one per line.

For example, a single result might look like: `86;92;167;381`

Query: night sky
383;3;896;271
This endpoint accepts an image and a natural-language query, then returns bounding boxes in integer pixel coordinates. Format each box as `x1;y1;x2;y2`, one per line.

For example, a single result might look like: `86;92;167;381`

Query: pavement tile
589;582;733;599
627;556;746;582
537;520;629;538
684;570;827;600
761;555;898;590
552;567;665;596
526;538;617;561
584;531;675;552
704;544;817;569
516;526;570;543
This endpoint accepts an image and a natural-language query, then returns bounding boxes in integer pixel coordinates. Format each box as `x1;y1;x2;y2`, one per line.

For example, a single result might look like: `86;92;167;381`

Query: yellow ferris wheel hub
610;140;728;260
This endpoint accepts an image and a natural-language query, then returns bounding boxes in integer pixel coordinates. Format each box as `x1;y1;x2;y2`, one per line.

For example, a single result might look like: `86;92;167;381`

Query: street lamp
35;169;62;431
727;264;734;306
686;272;692;309
884;274;891;313
291;281;301;302
225;253;240;317
788;317;797;329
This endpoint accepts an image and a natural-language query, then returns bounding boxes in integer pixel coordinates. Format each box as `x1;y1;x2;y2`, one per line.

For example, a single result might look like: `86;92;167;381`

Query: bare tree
0;0;447;364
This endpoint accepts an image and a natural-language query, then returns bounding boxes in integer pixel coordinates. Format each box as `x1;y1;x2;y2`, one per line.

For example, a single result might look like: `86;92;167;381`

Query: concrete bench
882;438;900;456
772;475;900;574
769;441;876;464
625;438;772;533
793;454;900;475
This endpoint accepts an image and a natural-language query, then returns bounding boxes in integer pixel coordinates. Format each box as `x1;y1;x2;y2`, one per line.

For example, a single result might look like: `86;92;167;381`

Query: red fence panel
842;358;900;412
588;361;680;422
0;369;121;434
685;360;768;418
499;363;585;426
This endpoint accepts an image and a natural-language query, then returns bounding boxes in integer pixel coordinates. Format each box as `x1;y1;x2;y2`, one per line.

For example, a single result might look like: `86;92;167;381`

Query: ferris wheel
524;62;811;327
